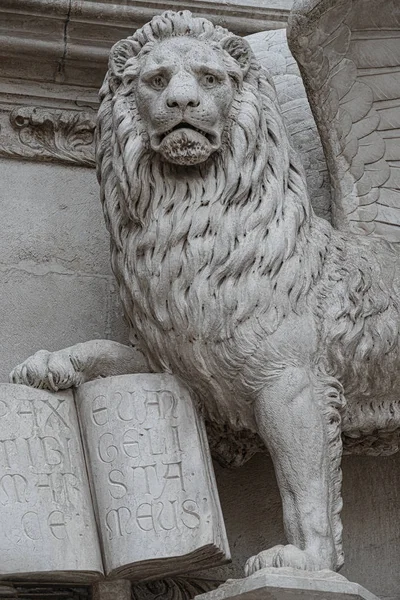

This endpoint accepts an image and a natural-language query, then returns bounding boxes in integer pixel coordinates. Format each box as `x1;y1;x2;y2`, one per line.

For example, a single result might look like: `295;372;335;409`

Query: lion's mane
96;10;324;381
95;10;398;570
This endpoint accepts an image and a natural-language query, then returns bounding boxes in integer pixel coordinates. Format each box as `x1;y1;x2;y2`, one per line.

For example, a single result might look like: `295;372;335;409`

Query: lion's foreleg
245;366;343;574
10;340;151;391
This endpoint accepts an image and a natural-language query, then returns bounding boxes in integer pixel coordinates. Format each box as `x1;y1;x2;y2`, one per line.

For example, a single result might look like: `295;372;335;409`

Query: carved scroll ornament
0;107;95;167
132;578;221;600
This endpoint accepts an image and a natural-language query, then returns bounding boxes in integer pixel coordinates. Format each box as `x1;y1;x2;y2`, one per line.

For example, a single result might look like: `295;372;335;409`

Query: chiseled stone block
194;570;381;600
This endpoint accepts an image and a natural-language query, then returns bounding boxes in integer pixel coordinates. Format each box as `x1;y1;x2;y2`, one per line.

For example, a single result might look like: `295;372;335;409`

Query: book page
76;374;230;579
0;384;103;581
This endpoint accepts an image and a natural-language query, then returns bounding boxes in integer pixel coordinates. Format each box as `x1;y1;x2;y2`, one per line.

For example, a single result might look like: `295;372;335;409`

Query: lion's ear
221;36;252;76
109;38;140;80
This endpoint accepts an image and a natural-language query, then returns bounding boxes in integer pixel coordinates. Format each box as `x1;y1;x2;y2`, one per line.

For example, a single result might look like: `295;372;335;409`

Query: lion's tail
342;399;400;456
315;370;346;571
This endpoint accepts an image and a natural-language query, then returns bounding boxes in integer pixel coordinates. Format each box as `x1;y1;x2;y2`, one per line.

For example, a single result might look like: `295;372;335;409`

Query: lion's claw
10;349;84;391
245;544;318;576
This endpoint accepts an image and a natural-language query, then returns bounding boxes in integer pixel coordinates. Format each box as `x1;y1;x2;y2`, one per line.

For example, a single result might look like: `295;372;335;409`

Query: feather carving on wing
288;0;400;242
245;29;332;221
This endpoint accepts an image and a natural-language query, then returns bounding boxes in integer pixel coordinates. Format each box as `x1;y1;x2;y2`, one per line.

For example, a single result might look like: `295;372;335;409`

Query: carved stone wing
245;29;332;222
288;0;400;242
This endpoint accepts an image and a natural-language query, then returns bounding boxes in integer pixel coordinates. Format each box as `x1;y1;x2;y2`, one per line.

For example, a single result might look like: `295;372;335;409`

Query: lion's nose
166;81;200;110
166;95;200;109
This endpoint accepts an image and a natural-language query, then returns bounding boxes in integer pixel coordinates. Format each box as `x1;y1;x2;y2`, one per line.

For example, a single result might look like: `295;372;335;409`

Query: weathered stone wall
0;158;128;383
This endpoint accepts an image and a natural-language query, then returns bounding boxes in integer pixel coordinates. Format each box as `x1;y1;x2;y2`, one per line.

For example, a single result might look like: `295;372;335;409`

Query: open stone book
0;374;230;582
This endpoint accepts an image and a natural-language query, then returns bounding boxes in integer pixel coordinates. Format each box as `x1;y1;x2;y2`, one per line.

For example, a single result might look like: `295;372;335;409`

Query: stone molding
1;0;292;89
0;586;17;599
8;585;89;599
3;579;220;599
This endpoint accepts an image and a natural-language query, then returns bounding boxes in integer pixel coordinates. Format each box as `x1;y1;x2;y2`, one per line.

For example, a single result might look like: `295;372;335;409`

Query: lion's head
134;35;252;165
96;10;316;358
96;10;311;250
100;11;253;166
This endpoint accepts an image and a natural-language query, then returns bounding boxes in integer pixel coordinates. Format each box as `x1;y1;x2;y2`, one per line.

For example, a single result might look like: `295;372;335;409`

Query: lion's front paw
245;544;321;575
10;349;85;391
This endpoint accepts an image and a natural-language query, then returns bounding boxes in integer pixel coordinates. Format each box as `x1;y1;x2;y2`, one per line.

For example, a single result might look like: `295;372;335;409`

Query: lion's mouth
151;122;220;165
152;121;220;150
161;123;216;143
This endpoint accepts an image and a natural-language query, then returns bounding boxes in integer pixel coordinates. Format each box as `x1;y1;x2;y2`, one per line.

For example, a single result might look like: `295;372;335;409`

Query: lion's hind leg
246;366;345;575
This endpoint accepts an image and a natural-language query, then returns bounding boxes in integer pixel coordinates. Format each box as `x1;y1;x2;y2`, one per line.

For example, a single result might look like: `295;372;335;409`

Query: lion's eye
151;75;167;90
202;74;218;87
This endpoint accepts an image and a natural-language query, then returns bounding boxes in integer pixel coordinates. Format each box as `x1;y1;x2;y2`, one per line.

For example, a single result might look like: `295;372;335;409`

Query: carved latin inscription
76;374;228;578
0;378;228;581
0;384;103;580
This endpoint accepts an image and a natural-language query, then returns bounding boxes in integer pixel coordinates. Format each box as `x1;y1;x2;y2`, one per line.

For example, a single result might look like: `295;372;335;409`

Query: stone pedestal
92;580;131;600
194;570;380;600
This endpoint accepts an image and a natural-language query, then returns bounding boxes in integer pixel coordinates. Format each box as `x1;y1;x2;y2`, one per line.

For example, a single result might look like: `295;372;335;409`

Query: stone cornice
0;0;292;89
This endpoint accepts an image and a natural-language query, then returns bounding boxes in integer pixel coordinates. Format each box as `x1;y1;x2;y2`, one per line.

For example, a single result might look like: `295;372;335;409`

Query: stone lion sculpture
10;2;400;576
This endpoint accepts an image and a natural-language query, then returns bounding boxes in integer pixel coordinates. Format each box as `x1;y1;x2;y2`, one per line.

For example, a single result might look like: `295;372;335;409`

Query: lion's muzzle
154;125;219;165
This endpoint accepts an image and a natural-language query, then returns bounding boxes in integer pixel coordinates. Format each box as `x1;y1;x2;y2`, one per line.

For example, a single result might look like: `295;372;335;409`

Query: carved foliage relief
131;578;221;600
0;107;95;167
